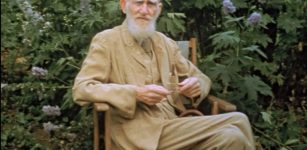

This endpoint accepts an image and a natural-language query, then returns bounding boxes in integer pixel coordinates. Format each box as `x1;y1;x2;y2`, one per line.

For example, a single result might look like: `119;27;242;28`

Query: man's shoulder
154;31;177;45
93;26;121;40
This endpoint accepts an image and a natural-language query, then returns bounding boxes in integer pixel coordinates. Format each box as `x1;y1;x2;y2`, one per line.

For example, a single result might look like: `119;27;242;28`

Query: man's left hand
178;77;201;99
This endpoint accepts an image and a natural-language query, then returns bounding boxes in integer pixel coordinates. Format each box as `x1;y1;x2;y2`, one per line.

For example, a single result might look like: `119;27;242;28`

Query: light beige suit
73;21;255;150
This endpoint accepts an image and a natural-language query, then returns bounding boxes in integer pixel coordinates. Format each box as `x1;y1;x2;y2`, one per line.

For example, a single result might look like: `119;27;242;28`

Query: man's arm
72;33;137;119
172;40;212;106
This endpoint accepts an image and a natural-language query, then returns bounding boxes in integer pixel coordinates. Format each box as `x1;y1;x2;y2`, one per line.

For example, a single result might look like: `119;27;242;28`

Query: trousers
157;112;255;150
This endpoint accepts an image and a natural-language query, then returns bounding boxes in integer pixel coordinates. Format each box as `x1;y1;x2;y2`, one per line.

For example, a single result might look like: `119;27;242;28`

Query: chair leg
104;110;112;150
93;108;100;150
211;101;219;115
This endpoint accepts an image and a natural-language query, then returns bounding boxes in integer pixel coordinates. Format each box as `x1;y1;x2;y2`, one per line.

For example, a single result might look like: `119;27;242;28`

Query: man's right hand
135;84;171;106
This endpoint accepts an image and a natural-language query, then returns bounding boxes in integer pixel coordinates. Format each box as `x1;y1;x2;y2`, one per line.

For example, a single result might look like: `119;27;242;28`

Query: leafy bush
1;0;306;149
1;0;115;148
173;0;306;149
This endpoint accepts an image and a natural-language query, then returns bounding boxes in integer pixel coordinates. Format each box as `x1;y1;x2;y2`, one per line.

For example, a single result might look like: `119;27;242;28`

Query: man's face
125;0;161;28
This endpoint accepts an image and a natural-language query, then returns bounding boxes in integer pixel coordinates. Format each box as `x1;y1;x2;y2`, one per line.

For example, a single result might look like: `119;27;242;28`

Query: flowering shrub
1;0;108;148
173;0;306;149
1;0;306;149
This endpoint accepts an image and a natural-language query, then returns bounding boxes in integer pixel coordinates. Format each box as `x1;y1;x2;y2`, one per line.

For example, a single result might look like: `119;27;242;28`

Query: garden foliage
1;0;306;149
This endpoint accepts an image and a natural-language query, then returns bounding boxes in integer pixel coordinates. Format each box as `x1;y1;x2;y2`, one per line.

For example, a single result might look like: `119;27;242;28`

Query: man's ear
157;2;163;16
120;0;126;14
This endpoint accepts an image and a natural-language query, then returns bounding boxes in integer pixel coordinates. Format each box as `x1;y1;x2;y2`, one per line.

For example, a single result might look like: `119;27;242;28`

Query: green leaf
277;13;304;34
104;1;121;16
163;0;172;6
208;64;240;86
279;147;288;150
242;31;272;48
209;31;240;50
254;61;278;75
232;0;248;8
285;139;300;145
242;75;273;100
242;45;268;59
194;0;217;9
224;16;245;26
273;74;285;86
158;14;186;37
261;111;272;124
260;13;275;28
253;61;285;85
167;13;186;19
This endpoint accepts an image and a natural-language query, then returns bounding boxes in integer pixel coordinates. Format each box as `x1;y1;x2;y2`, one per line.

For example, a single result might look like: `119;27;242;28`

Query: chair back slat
176;38;197;65
176;41;190;60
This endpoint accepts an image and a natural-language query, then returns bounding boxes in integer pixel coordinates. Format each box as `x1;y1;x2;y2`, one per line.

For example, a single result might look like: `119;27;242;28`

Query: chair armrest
92;102;112;150
179;109;204;117
93;102;110;112
207;95;237;112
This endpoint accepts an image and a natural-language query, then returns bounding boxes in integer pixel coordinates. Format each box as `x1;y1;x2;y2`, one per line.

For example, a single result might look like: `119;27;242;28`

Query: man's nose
139;4;149;14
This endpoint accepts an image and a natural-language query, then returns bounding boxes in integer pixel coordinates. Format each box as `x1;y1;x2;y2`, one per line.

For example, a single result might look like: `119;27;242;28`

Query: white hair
125;1;161;44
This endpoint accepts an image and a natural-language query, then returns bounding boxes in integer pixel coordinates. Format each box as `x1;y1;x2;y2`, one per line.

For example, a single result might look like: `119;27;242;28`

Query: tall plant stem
252;126;293;150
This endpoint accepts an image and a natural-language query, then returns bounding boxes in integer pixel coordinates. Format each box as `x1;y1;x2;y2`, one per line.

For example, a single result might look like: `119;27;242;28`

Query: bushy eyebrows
133;0;160;3
148;0;160;3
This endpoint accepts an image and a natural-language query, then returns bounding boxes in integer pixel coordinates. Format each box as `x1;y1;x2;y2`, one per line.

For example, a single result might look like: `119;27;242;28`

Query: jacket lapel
151;35;169;88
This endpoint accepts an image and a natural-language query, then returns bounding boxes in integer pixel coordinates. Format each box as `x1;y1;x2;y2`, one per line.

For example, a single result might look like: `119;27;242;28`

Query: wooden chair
92;38;237;150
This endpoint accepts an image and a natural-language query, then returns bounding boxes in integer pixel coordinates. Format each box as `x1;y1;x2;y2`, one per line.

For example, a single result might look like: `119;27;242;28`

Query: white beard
126;7;158;44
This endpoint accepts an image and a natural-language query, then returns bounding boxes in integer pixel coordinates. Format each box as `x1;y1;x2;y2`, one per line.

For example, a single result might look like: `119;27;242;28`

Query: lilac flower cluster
42;105;61;116
80;0;91;14
247;12;262;26
31;66;48;77
17;0;44;25
43;122;60;133
223;0;236;14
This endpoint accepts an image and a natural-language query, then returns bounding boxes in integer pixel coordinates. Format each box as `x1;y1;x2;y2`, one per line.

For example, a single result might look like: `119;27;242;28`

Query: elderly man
72;0;256;149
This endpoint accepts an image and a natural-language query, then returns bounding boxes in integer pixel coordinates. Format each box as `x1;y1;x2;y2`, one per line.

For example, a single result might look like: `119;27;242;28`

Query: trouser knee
229;112;249;124
219;127;252;149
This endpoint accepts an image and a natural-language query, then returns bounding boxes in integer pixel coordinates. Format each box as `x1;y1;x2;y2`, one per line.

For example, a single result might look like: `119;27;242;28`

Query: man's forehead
131;0;160;3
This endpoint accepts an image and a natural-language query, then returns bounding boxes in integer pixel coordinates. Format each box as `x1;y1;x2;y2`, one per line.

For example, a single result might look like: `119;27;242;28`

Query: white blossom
31;66;48;77
17;0;44;25
43;122;60;133
42;105;61;116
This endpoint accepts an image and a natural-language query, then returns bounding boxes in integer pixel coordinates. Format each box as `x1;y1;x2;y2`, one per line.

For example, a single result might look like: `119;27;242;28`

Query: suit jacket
72;21;212;150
